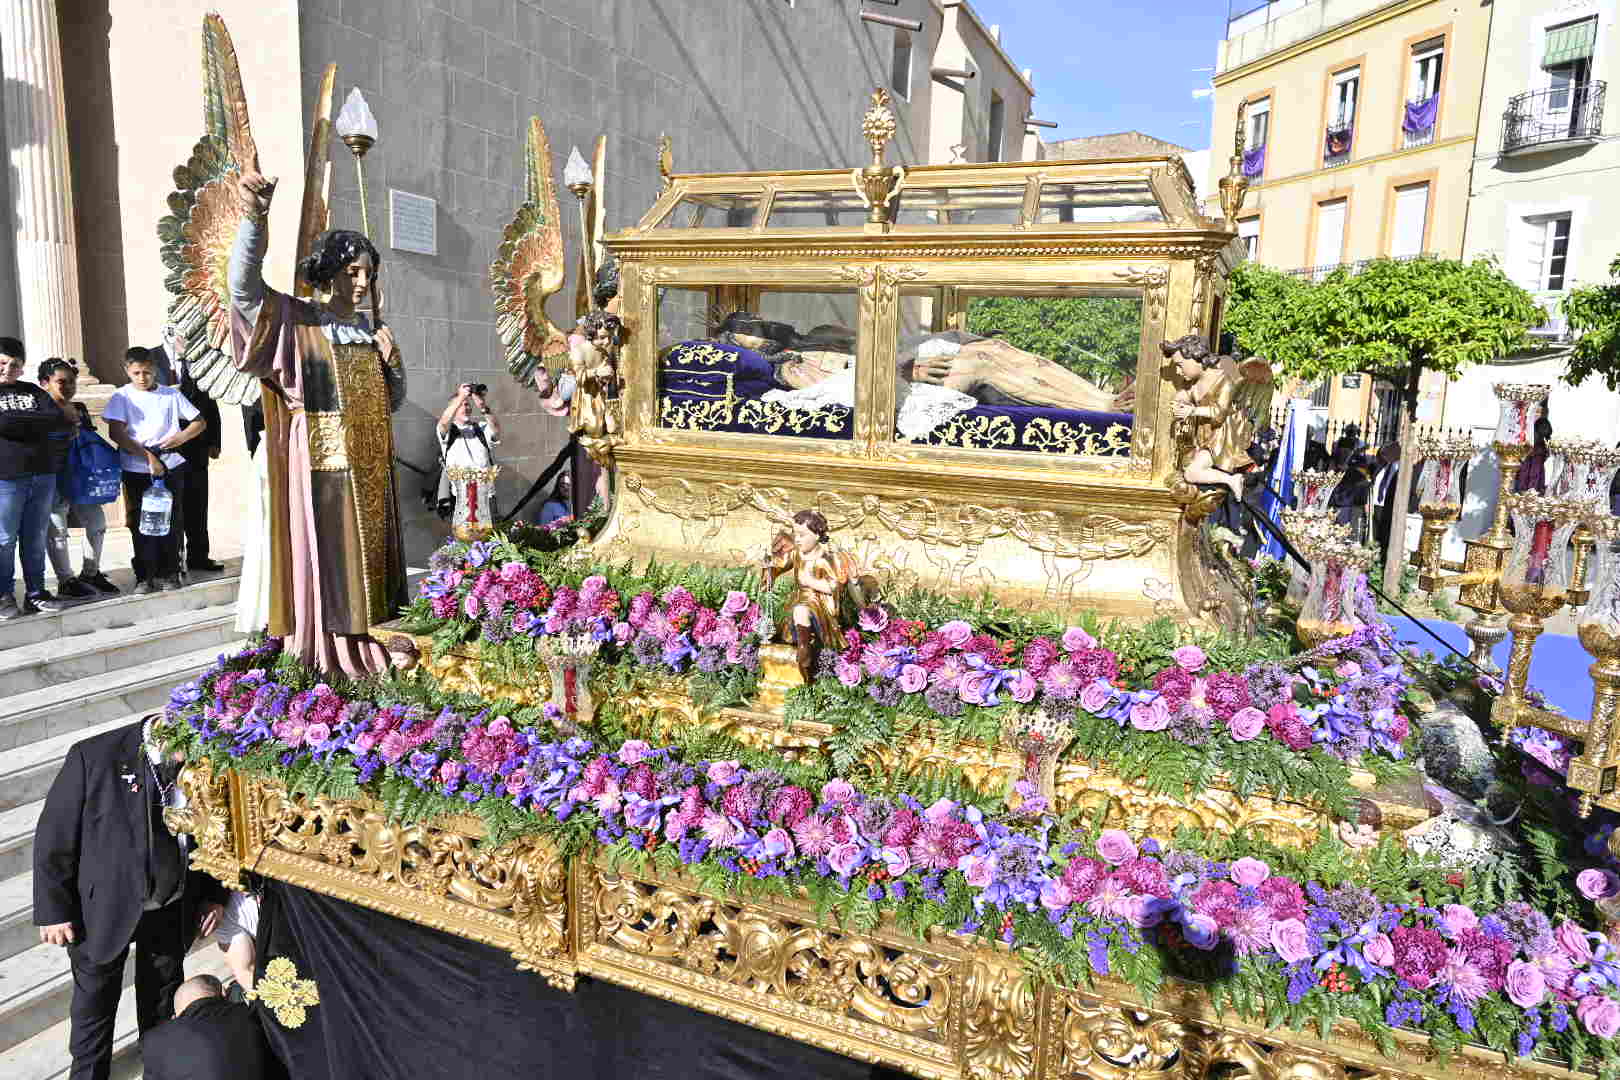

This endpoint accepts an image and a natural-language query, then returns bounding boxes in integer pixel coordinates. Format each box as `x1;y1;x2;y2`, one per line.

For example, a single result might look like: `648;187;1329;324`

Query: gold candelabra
1403;382;1620;816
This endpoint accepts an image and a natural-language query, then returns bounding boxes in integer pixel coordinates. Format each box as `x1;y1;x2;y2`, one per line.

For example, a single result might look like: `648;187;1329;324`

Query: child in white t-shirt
102;348;205;592
215;889;260;995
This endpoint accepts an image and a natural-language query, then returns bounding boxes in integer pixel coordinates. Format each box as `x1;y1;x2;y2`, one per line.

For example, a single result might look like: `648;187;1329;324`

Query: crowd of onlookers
0;336;223;620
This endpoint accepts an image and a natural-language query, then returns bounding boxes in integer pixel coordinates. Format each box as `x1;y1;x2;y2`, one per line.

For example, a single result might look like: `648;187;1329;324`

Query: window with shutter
1238;217;1260;260
1390;183;1429;258
1312;199;1347;278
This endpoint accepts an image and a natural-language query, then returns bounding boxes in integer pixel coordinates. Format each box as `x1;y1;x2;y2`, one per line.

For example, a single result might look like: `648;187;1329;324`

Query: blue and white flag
1259;398;1310;560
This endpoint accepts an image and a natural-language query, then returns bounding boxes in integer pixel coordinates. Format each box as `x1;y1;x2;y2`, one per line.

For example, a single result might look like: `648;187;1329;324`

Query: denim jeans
0;472;58;598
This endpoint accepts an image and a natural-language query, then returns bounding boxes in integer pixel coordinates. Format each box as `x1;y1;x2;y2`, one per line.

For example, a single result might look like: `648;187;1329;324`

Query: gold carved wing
492;116;570;387
157;14;264;405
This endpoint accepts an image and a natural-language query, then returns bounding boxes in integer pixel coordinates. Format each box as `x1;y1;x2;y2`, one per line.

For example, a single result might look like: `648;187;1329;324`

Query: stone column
1;0;86;367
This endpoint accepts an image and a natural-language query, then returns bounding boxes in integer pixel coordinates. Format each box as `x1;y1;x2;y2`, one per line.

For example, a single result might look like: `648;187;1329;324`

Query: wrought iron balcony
1502;82;1606;154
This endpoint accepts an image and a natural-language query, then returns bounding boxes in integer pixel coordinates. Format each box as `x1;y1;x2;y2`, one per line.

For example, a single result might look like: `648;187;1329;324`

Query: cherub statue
761;510;843;683
568;310;624;498
1163;334;1272;502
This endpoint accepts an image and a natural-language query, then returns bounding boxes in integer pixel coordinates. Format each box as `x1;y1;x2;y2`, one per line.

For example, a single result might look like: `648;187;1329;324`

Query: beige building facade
1209;0;1492;426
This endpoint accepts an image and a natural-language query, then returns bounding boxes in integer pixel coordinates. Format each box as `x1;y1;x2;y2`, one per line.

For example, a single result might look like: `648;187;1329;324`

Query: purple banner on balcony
1324;126;1353;158
1242;145;1266;178
1403;95;1439;133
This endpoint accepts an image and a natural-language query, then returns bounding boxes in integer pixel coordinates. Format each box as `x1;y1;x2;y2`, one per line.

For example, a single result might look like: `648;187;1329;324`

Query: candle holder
1414;428;1475;592
447;464;501;542
537;632;602;734
1571;515;1620;815
1411;383;1551;673
1490;493;1585;733
1292;470;1343;515
1295;534;1376;649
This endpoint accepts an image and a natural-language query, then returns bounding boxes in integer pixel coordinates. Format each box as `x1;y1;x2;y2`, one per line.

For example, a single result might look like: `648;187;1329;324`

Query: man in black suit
141;973;276;1080
33;718;226;1080
156;336;225;573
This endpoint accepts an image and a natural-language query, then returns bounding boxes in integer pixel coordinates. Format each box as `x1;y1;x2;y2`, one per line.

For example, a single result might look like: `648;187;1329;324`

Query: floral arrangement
404;538;1420;806
165;637;1620;1070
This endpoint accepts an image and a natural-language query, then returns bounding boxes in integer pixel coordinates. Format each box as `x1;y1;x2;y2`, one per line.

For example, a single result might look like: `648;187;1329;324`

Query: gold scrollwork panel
236;777;575;989
167;757;245;887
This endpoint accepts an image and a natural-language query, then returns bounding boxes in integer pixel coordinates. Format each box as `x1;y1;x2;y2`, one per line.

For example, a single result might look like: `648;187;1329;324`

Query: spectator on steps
103;348;206;594
34;717;227;1080
38;358;119;599
1;335;75;619
156;333;225;574
214;888;259;995
139;974;276;1080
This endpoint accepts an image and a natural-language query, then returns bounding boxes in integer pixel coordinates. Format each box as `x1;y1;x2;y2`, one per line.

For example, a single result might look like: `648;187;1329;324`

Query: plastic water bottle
139;477;173;537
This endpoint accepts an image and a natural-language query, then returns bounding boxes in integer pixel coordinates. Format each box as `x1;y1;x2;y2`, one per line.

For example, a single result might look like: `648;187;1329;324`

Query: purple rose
1558;921;1595;964
1506;959;1547;1008
858;606;889;633
1172;645;1207;671
923;797;956;824
762;827;796;859
826;841;864;876
1579;995;1620;1039
897;664;928;694
1230;857;1271;887
462;594;480;619
1096;829;1137;866
707;760;743;785
721;590;750;616
1439;903;1479;937
1227;706;1266;741
1270;918;1310;964
938;620;973;647
1363;932;1394;967
962;853;995;887
958;670;995;706
1007;670;1038;704
835;658;863;687
303;722;332;747
1130;697;1171;732
822;779;857;806
618;739;653;765
1578;868;1619;900
1041;879;1077;913
1079;679;1114;714
1061;626;1096;652
611;620;632;644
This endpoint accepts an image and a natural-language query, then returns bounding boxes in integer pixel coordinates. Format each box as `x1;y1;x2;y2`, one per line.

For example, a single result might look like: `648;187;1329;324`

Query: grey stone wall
298;0;929;562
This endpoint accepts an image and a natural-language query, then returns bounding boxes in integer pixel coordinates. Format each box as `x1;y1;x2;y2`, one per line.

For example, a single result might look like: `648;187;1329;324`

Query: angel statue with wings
160;17;405;675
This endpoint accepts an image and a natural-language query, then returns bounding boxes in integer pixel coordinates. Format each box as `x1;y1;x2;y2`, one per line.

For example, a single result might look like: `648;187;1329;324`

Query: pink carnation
768;786;815;827
1022;638;1059;678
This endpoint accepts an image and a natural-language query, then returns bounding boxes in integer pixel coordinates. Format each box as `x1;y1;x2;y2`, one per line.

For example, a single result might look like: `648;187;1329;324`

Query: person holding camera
435;383;501;519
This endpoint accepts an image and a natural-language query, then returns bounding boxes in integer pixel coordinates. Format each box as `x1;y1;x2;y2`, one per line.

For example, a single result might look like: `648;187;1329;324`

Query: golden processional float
155;19;1620;1078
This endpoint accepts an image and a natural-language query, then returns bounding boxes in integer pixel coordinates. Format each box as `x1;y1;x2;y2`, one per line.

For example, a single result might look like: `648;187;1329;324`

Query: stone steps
0;642;238;755
0;602;237;696
0;716;139;812
0;943;228;1080
0;801;42;887
0;563;240;653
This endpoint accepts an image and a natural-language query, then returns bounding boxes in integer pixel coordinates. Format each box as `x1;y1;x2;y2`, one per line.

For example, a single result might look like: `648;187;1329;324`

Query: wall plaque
390;190;438;256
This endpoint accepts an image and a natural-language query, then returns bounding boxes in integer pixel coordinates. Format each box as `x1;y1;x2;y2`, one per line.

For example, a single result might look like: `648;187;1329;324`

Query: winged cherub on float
160;16;406;676
1162;333;1273;504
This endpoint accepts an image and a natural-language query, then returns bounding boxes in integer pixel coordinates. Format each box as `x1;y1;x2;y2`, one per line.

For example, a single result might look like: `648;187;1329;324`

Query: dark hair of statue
38;358;76;382
0;336;23;361
716;311;795;353
1160;333;1218;368
581;310;624;346
792;509;830;543
592;257;620;309
298;229;382;288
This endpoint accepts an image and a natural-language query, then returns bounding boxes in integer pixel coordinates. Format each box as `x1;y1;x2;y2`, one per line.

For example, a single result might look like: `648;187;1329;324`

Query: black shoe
81;572;120;595
58;578;97;600
24;591;65;613
188;559;225;573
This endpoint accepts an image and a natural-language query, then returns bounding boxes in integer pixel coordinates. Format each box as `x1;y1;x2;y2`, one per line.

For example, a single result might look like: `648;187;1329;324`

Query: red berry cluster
738;856;761;875
865;865;890;884
1318;962;1352;993
1000;912;1016;935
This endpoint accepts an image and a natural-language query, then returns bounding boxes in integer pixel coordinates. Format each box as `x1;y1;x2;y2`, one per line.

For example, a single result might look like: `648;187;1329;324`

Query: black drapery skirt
252;879;897;1080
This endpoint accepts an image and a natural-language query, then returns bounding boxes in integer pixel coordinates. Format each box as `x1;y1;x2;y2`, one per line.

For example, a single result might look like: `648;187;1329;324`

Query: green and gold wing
491;116;570;387
156;15;261;405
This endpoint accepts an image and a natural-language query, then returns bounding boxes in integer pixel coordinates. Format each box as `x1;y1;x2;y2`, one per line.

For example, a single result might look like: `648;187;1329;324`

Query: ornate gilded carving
836;263;927;314
238;777;575;989
1051;996;1193;1080
1113;265;1169;325
166;756;243;887
962;949;1039;1080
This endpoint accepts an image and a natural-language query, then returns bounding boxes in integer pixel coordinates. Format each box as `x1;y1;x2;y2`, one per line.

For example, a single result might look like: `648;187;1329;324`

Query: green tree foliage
1563;254;1620;391
1226;257;1542;385
965;296;1142;391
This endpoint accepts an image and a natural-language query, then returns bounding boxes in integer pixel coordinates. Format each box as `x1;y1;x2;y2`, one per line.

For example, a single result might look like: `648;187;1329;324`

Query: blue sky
973;0;1233;150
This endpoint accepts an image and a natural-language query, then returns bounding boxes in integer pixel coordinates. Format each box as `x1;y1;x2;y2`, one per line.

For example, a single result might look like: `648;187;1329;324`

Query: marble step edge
0;603;239;681
0;641;242;734
0;715;153;812
0;570;241;653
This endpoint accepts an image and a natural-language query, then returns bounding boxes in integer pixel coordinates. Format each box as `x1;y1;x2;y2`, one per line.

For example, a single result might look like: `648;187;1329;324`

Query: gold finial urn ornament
852;88;906;225
1217;100;1249;227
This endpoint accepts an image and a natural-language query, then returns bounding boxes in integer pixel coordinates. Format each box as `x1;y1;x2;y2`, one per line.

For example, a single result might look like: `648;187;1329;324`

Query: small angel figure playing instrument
1163;333;1272;503
761;510;843;683
569;310;624;466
